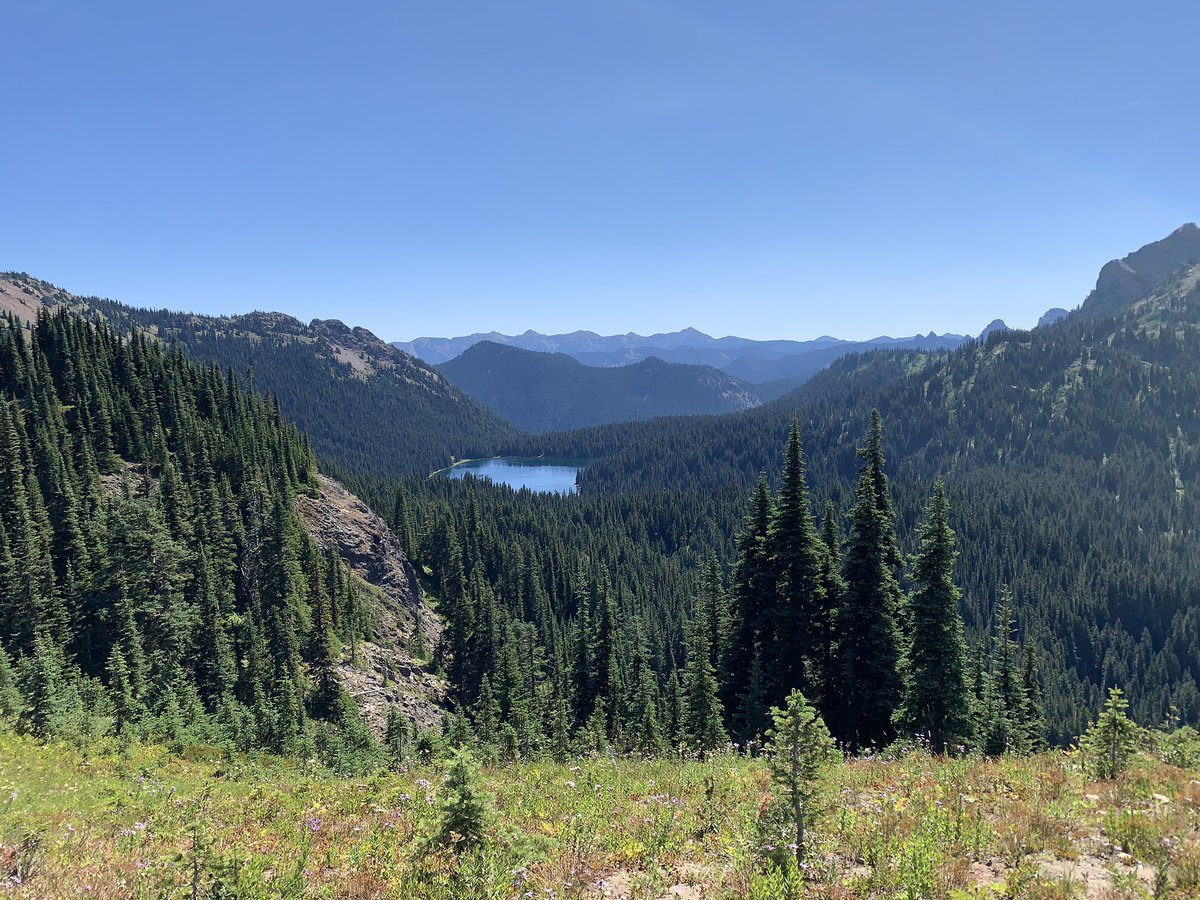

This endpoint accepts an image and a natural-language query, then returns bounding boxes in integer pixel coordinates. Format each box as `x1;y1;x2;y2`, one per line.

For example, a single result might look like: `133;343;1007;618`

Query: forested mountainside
460;240;1200;744
5;225;1200;764
0;309;434;769
438;340;761;432
0;273;519;478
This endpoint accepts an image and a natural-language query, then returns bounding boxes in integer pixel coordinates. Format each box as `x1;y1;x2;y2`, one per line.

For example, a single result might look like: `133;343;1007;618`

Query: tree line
0;310;378;768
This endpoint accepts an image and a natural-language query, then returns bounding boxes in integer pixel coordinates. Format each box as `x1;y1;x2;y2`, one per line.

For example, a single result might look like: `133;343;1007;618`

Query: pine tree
736;641;770;748
682;609;727;754
980;587;1031;755
895;483;971;753
1081;687;1139;779
384;706;412;766
727;476;774;741
473;674;501;749
765;690;834;866
765;420;827;701
259;497;309;754
632;662;665;754
435;749;494;852
835;413;904;750
815;501;846;719
0;644;23;726
697;556;731;679
1021;645;1047;750
20;629;79;739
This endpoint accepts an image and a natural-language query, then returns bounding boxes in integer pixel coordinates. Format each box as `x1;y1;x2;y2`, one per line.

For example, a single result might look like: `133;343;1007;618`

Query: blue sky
3;1;1197;342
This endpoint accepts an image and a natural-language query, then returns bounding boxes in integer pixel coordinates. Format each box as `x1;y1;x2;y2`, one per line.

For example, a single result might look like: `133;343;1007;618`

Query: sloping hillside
0;272;520;477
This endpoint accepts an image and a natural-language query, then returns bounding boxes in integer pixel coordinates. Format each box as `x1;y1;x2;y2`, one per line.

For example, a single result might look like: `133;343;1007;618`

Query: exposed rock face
298;475;424;608
1081;223;1200;319
1037;307;1069;328
297;474;446;732
979;319;1009;339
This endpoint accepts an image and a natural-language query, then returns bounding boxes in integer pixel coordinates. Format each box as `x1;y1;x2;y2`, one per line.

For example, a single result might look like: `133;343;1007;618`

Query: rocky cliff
298;475;446;732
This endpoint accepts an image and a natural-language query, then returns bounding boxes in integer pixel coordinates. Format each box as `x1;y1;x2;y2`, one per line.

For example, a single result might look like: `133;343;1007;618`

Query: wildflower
305;817;321;832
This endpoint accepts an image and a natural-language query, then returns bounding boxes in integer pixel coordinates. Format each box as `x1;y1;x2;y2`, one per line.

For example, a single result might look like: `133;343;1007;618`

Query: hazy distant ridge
396;327;973;389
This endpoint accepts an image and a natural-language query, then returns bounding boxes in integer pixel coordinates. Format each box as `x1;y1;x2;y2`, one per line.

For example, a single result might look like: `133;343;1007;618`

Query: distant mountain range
438;342;762;433
396;328;976;390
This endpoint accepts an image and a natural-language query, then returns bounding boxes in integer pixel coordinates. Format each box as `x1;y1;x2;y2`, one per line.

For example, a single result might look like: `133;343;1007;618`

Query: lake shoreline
432;456;587;494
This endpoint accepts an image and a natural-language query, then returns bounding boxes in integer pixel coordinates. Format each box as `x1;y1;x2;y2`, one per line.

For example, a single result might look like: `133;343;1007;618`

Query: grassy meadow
1;732;1198;898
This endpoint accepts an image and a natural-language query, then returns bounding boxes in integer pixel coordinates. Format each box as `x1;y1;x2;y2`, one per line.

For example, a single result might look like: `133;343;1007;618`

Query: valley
3;225;1200;897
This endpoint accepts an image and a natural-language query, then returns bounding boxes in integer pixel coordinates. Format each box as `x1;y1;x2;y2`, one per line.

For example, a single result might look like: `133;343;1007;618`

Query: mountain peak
979;319;1009;339
1081;223;1200;319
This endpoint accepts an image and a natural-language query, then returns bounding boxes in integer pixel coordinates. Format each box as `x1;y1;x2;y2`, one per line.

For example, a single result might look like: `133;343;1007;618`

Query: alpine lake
438;457;585;494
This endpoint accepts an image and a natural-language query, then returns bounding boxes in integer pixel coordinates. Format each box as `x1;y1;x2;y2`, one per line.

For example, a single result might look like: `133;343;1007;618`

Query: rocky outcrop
297;474;446;732
1081;223;1200;319
978;319;1010;339
298;475;424;608
1037;307;1069;328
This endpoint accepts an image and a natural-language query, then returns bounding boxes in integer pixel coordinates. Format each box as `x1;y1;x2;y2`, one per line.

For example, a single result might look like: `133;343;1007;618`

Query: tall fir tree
682;599;727;754
727;476;774;741
835;412;904;750
895;483;970;753
764;420;827;703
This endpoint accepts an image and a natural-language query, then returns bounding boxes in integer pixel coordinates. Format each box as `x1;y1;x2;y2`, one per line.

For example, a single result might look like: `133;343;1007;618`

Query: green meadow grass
1;732;1198;898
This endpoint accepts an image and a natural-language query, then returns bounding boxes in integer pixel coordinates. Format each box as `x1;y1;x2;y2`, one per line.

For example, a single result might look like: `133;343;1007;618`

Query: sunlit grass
1;731;1197;898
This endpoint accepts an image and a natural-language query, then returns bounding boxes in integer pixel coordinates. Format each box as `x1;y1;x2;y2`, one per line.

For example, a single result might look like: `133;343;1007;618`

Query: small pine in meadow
435;748;494;852
1081;687;1139;780
766;690;834;866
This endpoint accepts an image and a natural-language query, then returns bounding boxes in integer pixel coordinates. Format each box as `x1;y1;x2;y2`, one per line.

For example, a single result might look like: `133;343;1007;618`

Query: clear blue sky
3;1;1197;342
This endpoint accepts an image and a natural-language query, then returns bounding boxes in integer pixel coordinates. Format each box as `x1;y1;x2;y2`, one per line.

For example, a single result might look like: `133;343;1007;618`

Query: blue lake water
441;457;582;494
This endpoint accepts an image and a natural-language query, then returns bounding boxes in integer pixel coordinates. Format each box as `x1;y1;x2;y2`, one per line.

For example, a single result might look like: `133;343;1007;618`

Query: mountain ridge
438;340;761;433
0;272;520;476
396;326;971;369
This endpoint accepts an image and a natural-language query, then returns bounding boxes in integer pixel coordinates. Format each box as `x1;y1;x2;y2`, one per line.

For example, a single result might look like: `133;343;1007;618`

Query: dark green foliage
727;478;775;742
682;601;727;754
1081;687;1139;779
501;259;1200;743
764;421;828;702
435;749;494;851
79;298;519;478
0;310;374;760
765;690;834;866
978;588;1040;755
895;483;971;753
0;644;22;725
835;412;905;750
384;706;415;766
